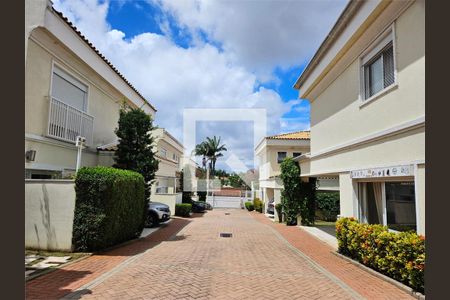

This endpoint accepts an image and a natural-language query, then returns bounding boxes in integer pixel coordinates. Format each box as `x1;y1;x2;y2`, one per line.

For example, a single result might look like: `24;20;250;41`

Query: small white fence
48;97;94;146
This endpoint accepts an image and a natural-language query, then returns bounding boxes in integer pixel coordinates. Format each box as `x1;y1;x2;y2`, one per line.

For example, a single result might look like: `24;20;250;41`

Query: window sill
359;83;398;108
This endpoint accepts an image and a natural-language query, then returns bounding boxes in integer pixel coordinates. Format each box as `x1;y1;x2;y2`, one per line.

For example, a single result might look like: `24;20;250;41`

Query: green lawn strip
314;220;336;226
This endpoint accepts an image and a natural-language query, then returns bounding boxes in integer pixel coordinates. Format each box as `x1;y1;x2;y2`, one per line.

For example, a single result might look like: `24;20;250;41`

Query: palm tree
194;136;227;177
204;136;227;176
194;141;209;172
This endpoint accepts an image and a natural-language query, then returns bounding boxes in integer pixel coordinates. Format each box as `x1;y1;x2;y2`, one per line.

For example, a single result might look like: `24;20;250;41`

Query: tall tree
114;106;159;201
280;158;302;226
204;136;227;176
194;136;227;176
194;141;209;171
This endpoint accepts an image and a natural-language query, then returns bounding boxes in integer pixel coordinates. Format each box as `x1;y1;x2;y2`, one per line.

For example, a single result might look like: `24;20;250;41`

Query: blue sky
53;0;348;171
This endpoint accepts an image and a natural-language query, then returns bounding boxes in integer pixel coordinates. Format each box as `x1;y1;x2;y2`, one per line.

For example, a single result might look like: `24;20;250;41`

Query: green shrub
316;192;340;221
275;203;283;223
280;158;301;226
253;198;263;213
302;179;317;225
244;201;254;211
336;217;425;293
72;167;146;252
175;203;192;217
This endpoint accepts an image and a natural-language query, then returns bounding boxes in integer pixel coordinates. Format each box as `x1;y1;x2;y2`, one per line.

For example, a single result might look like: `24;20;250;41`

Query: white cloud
150;0;349;80
51;0;344;171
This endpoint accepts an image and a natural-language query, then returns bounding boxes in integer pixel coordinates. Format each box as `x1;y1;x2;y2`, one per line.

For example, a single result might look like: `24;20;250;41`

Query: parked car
266;199;275;215
204;202;213;210
192;201;206;213
145;202;171;228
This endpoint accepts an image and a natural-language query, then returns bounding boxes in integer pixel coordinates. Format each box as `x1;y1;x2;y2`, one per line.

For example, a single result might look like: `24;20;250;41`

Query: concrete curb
332;251;425;300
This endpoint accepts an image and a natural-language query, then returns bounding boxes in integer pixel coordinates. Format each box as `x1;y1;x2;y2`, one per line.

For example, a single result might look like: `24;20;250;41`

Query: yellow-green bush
253;198;263;213
245;201;254;211
175;203;192;217
336;217;425;293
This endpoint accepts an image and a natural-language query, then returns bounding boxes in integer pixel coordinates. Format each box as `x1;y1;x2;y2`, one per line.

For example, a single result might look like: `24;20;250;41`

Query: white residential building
293;0;425;234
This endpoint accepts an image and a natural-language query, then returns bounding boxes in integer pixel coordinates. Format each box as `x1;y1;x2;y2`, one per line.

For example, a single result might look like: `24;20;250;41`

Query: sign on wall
351;165;414;179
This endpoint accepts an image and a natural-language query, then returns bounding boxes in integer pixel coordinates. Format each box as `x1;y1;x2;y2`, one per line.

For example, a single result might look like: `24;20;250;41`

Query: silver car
145;202;171;227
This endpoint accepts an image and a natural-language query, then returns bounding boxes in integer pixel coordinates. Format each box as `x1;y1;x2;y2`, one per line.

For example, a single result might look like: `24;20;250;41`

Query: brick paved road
27;209;415;299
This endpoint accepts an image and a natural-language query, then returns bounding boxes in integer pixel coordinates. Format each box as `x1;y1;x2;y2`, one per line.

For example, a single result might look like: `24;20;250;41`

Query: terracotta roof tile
52;8;157;112
266;131;310;140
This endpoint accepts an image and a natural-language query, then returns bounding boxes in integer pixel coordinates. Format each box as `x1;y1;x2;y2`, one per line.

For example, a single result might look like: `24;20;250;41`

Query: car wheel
145;212;158;228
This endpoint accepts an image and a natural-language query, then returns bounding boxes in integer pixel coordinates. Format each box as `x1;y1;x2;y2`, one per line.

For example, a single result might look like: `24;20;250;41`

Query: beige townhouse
255;131;338;220
293;0;425;234
150;128;184;214
25;0;157;179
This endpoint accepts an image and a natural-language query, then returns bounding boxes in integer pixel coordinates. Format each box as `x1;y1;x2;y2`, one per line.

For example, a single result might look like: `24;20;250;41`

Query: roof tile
52;8;157;112
266;131;310;140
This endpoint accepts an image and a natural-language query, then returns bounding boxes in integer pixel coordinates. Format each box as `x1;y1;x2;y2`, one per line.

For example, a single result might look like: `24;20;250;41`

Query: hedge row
336;217;425;293
72;167;146;252
245;201;254;211
175;203;192;217
316;192;340;221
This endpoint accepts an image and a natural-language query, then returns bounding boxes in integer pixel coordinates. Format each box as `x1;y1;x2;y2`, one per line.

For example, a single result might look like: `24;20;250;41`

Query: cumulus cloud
150;0;348;79
52;0;344;170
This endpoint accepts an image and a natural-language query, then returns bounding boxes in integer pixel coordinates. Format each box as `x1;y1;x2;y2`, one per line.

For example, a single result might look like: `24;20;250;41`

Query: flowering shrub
336;217;425;293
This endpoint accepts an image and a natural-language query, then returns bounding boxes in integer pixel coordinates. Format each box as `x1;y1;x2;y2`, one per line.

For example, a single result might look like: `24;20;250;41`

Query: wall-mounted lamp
25;150;36;162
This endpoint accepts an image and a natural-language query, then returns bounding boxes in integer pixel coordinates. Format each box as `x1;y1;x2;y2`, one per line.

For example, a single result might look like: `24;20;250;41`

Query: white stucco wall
25;27;154;173
416;164;425;235
338;173;357;218
150;194;181;216
305;1;425;175
25;180;76;251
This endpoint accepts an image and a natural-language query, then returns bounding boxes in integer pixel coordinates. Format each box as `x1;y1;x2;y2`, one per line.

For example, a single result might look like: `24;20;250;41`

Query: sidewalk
26;218;191;300
252;212;415;300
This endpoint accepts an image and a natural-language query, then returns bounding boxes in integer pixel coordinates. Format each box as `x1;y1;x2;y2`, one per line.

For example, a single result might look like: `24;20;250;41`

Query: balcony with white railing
47;97;94;146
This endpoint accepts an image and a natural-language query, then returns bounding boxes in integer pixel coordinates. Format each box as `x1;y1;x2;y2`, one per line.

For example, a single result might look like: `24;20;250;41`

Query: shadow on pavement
98;217;192;257
26;269;92;300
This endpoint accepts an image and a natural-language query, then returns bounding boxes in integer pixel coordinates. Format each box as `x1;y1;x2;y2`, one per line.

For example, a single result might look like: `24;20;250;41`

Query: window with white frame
361;30;395;100
159;147;167;158
358;181;416;232
51;65;88;111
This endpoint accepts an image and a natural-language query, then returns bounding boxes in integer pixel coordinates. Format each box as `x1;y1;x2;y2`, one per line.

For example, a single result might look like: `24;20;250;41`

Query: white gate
206;195;246;209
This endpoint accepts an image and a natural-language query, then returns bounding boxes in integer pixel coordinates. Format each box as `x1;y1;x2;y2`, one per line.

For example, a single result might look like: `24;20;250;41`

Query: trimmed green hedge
72;167;146;252
175;203;192;217
253;198;263;213
336;217;425;293
244;201;254;211
316;192;340;221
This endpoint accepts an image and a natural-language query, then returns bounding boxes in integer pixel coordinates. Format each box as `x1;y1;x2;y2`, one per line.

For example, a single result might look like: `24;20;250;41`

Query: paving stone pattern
27;210;415;300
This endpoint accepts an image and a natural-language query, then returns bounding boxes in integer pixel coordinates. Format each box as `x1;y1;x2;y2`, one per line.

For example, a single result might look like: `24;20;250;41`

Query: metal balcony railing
47;97;94;146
